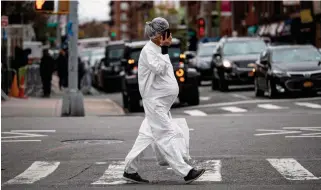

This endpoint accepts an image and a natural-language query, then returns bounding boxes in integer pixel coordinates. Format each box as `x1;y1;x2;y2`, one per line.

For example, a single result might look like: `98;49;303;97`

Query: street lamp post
61;0;85;116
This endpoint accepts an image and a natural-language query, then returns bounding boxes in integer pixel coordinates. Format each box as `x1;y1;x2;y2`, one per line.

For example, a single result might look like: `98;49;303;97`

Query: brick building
109;1;153;41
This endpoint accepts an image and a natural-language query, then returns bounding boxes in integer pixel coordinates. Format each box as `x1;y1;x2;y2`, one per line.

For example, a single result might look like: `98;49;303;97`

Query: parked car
211;37;267;91
193;42;218;82
121;39;200;112
94;41;125;92
254;45;321;98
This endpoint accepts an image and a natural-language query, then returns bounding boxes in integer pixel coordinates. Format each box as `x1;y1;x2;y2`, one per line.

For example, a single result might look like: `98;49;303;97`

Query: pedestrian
40;49;55;97
123;17;205;184
78;57;85;90
57;48;69;89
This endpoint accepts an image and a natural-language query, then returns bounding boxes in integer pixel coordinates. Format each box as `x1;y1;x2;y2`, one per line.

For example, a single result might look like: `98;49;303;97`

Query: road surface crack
67;164;93;180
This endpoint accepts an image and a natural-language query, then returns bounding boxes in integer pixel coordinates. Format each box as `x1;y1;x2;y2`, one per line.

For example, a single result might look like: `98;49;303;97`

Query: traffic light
34;0;54;12
197;18;205;38
58;0;69;14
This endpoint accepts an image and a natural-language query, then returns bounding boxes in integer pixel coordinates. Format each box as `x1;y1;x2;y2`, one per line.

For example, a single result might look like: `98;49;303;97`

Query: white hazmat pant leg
124;133;154;174
145;102;193;177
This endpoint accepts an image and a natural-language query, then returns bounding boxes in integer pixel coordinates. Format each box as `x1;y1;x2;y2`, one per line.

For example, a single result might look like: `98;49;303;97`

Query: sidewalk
1;97;125;117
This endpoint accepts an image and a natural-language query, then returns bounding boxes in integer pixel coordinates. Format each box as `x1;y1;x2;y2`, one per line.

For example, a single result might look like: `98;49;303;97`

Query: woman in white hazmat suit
123;17;205;184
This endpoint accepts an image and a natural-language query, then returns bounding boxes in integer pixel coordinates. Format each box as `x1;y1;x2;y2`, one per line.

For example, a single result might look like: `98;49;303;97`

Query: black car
254;45;321;98
193;42;218;82
211;37;267;91
121;39;200;112
95;41;125;92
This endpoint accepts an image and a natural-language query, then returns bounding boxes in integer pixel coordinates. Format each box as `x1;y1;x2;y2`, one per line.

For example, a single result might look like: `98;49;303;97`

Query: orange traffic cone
9;74;19;97
18;75;28;99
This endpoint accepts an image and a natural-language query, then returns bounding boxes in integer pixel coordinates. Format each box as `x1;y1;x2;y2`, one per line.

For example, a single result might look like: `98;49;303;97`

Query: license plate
248;71;254;77
303;81;313;87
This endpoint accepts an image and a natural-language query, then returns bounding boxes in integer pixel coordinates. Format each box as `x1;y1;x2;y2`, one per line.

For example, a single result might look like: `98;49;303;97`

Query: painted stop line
1;130;56;142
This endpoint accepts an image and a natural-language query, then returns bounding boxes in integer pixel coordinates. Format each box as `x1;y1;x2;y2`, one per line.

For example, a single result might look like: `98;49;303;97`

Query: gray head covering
145;17;169;39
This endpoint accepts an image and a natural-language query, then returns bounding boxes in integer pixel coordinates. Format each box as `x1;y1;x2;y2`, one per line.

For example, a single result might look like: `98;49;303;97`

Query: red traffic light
198;18;205;26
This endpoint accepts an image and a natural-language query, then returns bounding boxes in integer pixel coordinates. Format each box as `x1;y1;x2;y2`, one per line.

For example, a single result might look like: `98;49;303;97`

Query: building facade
109;1;153;41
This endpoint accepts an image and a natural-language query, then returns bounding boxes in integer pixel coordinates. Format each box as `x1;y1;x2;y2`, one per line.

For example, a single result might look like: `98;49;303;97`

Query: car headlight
223;60;232;68
272;69;289;77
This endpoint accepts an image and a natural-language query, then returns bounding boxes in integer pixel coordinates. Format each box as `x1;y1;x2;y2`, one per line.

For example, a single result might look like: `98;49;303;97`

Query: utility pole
61;0;85;117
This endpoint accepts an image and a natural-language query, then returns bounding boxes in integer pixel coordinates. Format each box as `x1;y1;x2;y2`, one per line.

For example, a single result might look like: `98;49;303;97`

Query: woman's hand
160;32;172;46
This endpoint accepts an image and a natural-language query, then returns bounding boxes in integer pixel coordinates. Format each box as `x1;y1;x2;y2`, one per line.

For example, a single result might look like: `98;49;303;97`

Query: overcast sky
78;0;110;23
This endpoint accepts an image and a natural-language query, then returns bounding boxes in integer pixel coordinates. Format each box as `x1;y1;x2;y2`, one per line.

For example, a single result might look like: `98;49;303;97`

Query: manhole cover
62;139;123;145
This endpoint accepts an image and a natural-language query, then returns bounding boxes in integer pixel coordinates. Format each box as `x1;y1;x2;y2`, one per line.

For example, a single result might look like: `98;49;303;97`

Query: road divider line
184;110;207;116
267;158;320;180
231;94;249;100
10;130;56;133
4;161;60;185
220;106;247;113
295;102;321;109
92;161;129;185
257;104;287;110
196;160;222;182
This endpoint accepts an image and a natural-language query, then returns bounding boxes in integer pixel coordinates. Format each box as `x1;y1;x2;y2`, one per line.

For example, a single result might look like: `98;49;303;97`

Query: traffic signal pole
61;0;85;117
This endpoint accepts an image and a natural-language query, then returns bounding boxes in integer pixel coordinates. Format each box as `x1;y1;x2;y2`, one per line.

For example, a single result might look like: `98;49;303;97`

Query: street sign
1;16;9;27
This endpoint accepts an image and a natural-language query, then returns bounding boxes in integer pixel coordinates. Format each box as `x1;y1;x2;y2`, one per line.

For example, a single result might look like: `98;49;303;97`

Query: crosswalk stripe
220;106;247;113
196;160;222;182
184;110;207;116
267;158;320;180
92;161;129;185
4;161;60;185
257;104;287;109
295;102;321;109
200;96;211;101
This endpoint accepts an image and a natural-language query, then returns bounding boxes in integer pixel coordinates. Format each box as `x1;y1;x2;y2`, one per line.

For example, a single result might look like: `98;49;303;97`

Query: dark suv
95;41;125;91
121;39;200;112
211;37;267;91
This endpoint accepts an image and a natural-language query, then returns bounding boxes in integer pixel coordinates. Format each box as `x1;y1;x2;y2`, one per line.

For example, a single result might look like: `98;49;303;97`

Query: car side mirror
214;53;221;60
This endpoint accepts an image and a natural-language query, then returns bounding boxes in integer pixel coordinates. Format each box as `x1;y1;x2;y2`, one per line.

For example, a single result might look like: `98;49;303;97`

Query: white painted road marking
267;158;320;180
1;130;56;142
220;106;247;113
257;104;287;110
2;140;42;142
255;129;302;136
184;110;207;116
4;161;60;185
200;96;211;101
92;161;129;185
231;94;249;100
295;102;321;109
197;160;222;182
10;130;56;133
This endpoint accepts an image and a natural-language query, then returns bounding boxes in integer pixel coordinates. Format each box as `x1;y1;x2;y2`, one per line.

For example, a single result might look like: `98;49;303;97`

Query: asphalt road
2;112;321;189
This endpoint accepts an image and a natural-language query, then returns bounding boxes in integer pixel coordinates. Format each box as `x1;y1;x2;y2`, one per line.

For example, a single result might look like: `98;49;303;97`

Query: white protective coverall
124;41;193;177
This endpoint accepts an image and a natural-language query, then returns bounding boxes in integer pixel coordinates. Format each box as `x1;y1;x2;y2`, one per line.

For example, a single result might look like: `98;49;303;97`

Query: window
120;13;128;21
120;2;129;11
223;41;267;56
121;24;128;32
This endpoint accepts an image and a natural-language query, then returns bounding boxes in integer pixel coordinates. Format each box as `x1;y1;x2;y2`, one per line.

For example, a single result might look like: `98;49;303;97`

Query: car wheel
187;87;200;106
212;78;219;90
254;78;264;97
267;80;278;99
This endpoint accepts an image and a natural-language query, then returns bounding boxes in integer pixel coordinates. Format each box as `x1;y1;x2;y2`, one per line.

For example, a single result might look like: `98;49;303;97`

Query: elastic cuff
161;46;169;54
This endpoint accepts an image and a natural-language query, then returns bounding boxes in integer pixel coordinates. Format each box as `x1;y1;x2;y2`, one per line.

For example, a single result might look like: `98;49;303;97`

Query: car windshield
130;50;142;61
168;48;181;59
197;45;217;57
223;40;266;55
272;48;321;63
108;48;124;59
